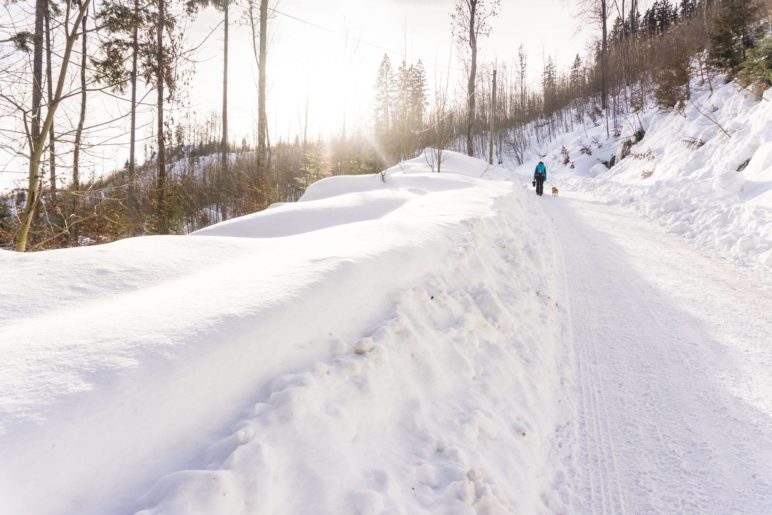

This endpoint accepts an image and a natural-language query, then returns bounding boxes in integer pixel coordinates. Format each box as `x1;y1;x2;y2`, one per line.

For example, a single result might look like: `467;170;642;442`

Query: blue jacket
534;162;547;180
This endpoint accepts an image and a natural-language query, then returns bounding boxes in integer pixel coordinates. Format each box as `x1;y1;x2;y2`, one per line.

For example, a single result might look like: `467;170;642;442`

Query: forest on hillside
1;0;770;251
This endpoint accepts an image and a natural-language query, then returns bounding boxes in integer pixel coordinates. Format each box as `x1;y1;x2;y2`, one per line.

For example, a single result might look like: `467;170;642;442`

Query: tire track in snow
545;195;772;514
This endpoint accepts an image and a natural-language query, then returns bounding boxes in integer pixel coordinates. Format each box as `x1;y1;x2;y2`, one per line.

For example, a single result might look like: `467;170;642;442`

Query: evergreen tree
373;54;393;138
629;1;641;35
570;54;584;92
408;60;428;132
679;0;697;19
542;57;558;116
709;0;762;72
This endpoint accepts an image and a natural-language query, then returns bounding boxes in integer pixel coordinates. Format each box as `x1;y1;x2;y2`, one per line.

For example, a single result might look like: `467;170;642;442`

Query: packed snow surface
2;77;772;515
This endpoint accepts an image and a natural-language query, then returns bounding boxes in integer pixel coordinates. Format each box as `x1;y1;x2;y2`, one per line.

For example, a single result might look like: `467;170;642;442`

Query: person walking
534;161;547;196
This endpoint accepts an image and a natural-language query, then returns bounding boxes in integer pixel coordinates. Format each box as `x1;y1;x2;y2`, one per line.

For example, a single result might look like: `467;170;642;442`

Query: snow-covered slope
0;152;569;515
509;78;772;269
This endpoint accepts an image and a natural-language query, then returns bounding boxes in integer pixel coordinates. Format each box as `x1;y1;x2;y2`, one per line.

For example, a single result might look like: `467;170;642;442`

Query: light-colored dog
551;186;559;197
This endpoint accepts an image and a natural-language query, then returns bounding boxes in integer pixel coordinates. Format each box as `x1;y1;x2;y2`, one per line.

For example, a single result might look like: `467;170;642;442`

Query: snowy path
544;193;772;514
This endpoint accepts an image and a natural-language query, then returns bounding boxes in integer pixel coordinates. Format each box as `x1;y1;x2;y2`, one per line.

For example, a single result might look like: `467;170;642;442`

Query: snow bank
0;152;568;514
511;78;772;269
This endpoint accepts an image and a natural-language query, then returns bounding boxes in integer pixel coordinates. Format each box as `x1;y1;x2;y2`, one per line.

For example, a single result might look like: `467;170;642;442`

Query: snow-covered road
544;193;772;514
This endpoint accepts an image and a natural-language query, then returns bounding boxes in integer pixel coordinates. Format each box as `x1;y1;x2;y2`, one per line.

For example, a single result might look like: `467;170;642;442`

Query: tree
155;0;168;232
452;0;500;157
93;0;153;219
581;0;610;136
257;0;268;181
14;0;93;251
709;0;762;72
43;1;57;199
517;43;527;117
409;60;428;135
425;73;454;174
185;0;230;220
72;4;88;192
373;54;393;141
737;35;772;98
655;31;692;111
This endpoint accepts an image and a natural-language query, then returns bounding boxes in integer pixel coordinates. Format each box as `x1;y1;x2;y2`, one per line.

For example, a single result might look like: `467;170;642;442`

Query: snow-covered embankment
521;79;772;269
0;152;569;514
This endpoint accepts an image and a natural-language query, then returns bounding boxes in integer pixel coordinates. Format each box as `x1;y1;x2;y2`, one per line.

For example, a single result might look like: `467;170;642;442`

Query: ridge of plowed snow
0;153;569;515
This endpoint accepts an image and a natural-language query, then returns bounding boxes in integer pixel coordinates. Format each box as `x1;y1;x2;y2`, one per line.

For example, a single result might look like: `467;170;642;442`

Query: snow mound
0;161;568;515
383;149;515;180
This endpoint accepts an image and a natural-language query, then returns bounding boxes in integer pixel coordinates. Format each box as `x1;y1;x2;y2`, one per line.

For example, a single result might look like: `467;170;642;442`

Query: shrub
630;149;656;161
683;137;706;150
737;36;772;93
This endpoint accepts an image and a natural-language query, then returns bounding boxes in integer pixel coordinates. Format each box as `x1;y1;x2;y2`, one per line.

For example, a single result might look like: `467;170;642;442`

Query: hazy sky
188;0;596;141
2;0;619;190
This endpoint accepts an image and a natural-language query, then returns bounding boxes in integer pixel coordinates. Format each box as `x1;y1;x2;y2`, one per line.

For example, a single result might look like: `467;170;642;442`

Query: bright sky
1;0;614;190
188;0;596;143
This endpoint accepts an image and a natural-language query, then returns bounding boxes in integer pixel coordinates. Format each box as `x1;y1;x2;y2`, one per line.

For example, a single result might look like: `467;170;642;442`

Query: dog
551;186;559;197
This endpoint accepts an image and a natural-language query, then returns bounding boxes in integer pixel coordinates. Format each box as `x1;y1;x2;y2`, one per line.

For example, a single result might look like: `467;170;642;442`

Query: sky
188;0;595;142
1;0;612;190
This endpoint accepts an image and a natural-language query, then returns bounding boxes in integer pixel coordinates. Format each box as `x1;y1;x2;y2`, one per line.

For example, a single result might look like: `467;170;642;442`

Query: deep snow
0;153;571;515
1;76;771;515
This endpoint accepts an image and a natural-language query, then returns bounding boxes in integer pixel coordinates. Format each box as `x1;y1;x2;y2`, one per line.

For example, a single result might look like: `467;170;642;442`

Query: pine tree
709;0;762;72
628;1;641;35
94;0;153;220
409;60;427;133
373;54;393;138
570;54;584;93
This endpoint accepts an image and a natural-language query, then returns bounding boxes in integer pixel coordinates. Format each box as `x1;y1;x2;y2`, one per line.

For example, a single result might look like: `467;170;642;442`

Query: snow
511;77;772;270
544;195;772;512
2;78;771;514
0;152;568;515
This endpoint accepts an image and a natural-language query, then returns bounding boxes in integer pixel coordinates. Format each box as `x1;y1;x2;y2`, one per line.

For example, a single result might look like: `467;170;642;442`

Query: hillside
508;75;772;269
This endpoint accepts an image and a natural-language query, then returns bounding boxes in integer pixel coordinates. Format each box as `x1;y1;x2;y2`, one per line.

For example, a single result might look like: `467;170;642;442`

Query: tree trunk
601;0;608;111
44;2;56;200
466;2;477;157
489;69;495;165
601;0;610;137
257;0;268;178
72;10;87;192
156;0;168;233
220;0;229;221
128;0;139;219
15;0;46;252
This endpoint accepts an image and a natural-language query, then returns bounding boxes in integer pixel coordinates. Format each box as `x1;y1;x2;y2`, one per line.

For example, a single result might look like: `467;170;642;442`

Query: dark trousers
536;177;545;196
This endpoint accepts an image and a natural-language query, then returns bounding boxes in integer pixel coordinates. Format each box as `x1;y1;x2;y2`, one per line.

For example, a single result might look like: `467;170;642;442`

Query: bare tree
15;0;93;252
155;0;167;233
72;6;88;192
452;0;500;157
43;1;56;199
425;57;455;174
257;0;268;177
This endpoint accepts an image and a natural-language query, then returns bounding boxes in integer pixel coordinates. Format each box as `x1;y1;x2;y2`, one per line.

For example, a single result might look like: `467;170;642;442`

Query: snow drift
0;152;569;515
